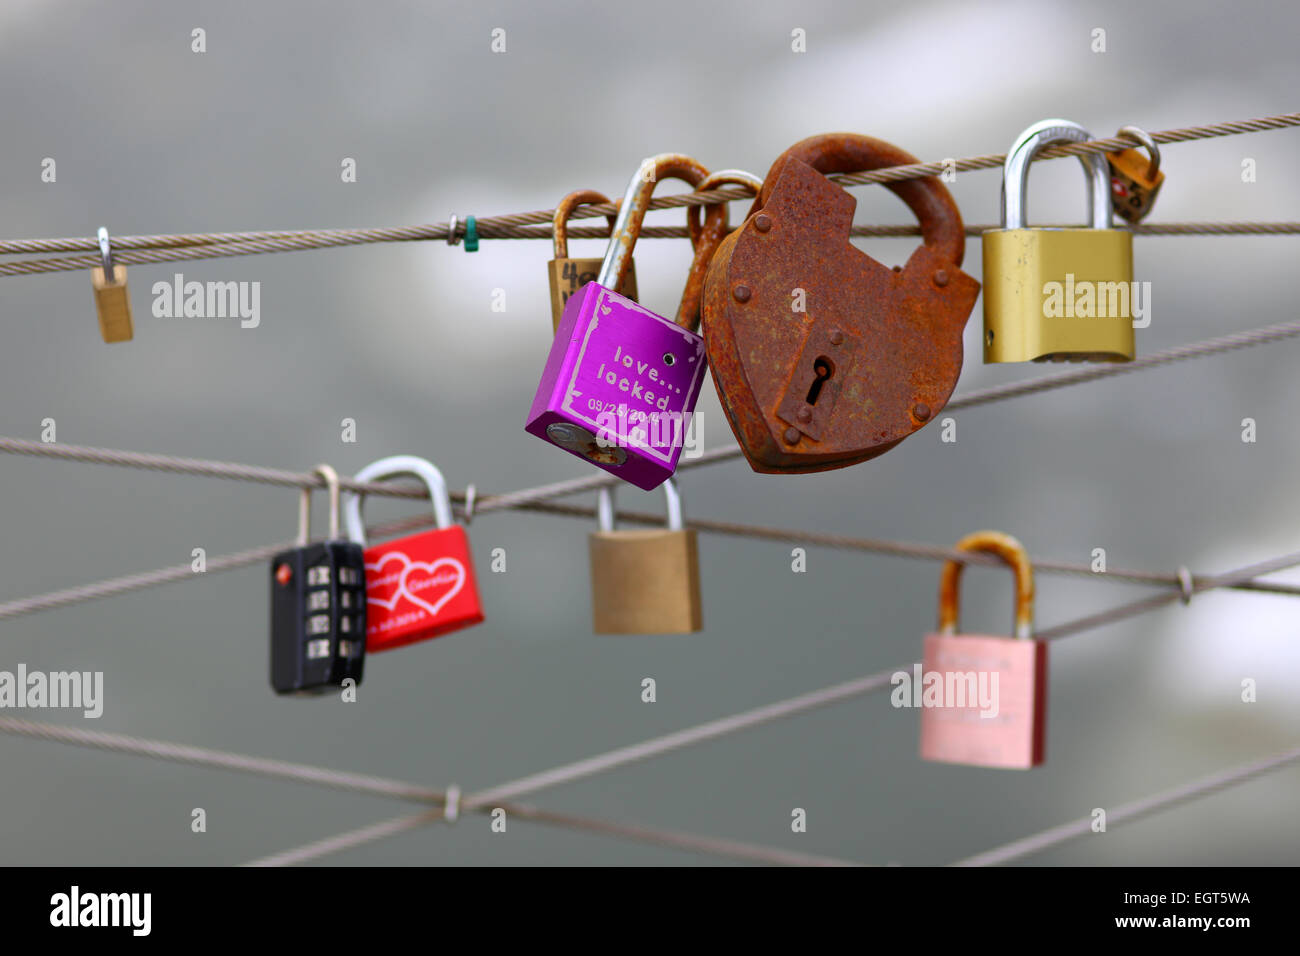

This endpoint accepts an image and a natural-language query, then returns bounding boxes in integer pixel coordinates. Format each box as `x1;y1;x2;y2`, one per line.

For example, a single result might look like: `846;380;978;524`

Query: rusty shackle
754;133;967;267
676;168;764;332
552;189;620;260
937;531;1035;639
598;153;711;295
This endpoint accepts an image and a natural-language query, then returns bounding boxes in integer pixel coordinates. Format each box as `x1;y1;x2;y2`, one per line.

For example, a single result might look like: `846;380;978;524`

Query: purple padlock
526;154;711;491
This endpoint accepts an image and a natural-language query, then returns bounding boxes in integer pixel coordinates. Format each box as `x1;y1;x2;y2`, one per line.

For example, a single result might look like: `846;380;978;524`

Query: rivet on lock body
702;134;979;474
547;189;638;332
342;455;484;653
526;155;712;491
918;531;1047;770
588;479;702;634
982;119;1136;363
269;465;367;696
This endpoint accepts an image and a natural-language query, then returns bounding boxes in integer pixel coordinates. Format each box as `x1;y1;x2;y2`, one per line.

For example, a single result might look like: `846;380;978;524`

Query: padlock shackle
937;530;1035;639
597;154;711;293
297;464;341;544
1001;118;1112;231
553;189;618;260
677;169;763;332
752;133;967;267
296;486;311;547
684;168;762;246
1116;124;1161;177
342;455;454;546
96;227;117;286
596;478;683;533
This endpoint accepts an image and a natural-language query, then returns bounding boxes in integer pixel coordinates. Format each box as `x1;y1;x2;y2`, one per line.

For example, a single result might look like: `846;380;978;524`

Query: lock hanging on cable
1107;125;1165;224
547;189;639;332
701;133;979;474
526;154;712;491
982;119;1136;364
342;455;484;653
917;531;1047;770
588;478;702;634
91;227;134;343
269;465;367;695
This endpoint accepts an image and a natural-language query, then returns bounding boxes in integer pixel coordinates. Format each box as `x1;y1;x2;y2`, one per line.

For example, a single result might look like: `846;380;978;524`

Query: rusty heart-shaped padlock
702;134;979;473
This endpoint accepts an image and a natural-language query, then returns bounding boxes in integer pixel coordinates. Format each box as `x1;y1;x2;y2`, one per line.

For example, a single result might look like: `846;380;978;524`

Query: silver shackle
1001;118;1112;231
596;478;683;533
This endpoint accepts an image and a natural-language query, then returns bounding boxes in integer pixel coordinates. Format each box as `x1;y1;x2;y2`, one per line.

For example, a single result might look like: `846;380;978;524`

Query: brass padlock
90;227;134;343
547;189;638;332
702;133;978;474
1107;125;1164;223
588;479;701;634
983;119;1135;364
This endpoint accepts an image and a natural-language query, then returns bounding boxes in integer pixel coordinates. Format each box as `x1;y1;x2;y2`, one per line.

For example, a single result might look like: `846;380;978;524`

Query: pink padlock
525;154;712;491
918;531;1048;770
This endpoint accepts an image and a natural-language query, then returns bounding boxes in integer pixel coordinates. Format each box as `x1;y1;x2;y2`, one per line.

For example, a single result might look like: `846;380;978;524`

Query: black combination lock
270;465;367;695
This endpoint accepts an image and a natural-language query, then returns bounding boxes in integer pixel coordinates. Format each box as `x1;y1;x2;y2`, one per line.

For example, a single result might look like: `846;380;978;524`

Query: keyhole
806;356;833;405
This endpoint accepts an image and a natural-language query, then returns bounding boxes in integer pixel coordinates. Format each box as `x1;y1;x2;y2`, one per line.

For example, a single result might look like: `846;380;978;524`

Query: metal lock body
1107;125;1164;223
589;479;701;634
918;531;1047;770
91;228;133;343
548;189;638;331
270;466;367;695
702;134;979;474
343;455;484;653
983;119;1135;363
526;154;712;491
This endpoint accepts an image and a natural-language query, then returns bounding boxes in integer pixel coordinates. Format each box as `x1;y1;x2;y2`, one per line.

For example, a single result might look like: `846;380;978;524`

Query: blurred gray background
1;0;1297;866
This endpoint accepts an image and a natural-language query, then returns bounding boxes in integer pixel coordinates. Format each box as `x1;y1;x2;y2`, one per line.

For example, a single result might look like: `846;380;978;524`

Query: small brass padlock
1107;125;1164;224
588;479;701;634
91;227;134;343
547;190;638;332
702;133;978;474
918;531;1047;770
983;119;1135;364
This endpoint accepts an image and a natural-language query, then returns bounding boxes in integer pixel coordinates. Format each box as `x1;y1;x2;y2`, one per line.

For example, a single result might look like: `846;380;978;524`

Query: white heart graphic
397;557;466;619
364;551;413;610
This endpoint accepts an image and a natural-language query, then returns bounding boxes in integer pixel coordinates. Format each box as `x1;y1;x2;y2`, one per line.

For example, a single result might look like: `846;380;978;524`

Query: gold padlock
547;189;638;332
588;479;702;634
983;119;1134;363
1106;125;1165;224
90;227;134;343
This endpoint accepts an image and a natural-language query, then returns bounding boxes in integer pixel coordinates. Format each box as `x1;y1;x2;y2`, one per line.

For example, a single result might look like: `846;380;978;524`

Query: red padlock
342;455;484;652
918;531;1047;770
